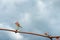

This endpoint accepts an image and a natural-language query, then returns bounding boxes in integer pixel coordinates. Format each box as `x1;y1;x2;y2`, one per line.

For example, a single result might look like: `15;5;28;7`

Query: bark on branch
0;28;60;39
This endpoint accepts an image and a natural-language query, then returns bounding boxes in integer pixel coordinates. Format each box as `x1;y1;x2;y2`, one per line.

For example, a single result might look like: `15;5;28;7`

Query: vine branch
0;28;60;39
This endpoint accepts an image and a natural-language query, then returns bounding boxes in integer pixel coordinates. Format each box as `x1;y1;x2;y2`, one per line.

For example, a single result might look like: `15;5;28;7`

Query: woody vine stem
0;28;59;40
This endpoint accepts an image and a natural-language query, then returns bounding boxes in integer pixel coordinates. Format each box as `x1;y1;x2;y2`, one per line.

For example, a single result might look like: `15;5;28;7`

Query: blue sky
0;0;60;40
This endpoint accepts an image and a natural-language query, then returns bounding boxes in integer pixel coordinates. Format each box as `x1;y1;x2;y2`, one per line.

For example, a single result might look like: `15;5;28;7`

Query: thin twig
0;28;60;39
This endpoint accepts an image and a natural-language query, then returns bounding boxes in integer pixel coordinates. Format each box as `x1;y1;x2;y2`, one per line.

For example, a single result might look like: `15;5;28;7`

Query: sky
0;0;60;40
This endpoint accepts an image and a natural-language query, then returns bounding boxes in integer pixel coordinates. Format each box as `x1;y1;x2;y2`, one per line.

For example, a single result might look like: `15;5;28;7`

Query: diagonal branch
0;28;60;39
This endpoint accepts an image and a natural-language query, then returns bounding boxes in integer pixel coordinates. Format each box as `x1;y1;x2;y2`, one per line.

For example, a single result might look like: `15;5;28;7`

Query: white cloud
20;13;31;25
36;0;50;19
37;0;46;12
8;32;23;40
1;0;28;4
22;13;31;22
36;0;60;35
